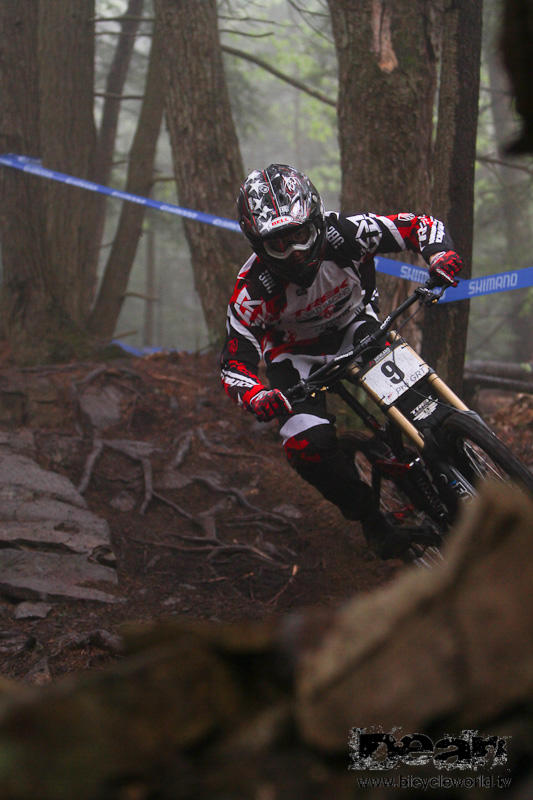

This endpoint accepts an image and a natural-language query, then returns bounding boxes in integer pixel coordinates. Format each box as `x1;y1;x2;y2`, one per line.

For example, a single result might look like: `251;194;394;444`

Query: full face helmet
237;164;326;287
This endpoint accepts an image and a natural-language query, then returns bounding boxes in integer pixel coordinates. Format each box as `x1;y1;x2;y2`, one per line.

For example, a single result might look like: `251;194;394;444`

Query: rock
272;503;303;519
0;520;111;558
0;483;529;798
161;596;180;607
0;430;35;456
25;379;65;428
0;442;118;604
0;631;36;655
154;469;192;490
0;627;245;800
88;546;117;568
0;388;26;427
0;550;119;603
55;629;123;655
78;384;123;430
295;482;533;750
0;452;86;509
0;377;65;429
35;433;82;470
13;602;52;620
4;497;110;535
110;490;137;511
23;657;52;686
0;444;118;604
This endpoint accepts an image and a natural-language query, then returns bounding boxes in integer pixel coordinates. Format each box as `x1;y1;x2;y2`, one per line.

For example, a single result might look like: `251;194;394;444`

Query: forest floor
0;349;531;684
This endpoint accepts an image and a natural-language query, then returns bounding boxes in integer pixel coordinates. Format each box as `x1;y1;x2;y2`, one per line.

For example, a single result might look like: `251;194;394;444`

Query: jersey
220;211;454;407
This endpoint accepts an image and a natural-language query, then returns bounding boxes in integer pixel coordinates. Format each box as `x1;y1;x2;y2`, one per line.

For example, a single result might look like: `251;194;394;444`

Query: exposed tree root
78;431;294;569
196;427;274;461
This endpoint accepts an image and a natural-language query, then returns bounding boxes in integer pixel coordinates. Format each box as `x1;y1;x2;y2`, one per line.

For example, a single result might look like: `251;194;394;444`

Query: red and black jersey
221;211;454;406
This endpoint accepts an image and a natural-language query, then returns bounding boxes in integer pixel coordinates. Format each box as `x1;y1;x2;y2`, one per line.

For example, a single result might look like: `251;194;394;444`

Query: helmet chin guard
237;164;326;286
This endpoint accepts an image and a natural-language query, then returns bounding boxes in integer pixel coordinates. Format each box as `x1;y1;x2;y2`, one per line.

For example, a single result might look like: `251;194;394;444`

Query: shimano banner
374;257;533;304
2;152;533;303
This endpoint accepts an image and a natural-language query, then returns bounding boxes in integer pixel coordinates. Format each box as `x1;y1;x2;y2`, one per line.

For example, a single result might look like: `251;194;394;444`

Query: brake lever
285;380;310;403
417;284;446;305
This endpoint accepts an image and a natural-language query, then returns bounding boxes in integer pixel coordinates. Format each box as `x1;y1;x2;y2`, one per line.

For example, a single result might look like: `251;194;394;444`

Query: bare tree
0;0;164;362
328;0;439;212
88;22;165;340
421;0;482;391
38;0;99;325
88;0;145;282
328;0;482;388
0;0;48;361
327;0;442;348
154;0;248;343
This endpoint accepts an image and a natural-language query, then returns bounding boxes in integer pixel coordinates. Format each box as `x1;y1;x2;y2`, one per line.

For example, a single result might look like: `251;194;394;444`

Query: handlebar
285;279;445;402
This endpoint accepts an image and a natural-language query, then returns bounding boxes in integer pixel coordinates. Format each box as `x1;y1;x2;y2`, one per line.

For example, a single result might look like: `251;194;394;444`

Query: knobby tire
439;412;533;495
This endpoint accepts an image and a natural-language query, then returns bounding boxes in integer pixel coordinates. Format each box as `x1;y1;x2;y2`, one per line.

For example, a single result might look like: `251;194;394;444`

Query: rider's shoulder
235;254;284;299
326;211;380;233
324;211;376;257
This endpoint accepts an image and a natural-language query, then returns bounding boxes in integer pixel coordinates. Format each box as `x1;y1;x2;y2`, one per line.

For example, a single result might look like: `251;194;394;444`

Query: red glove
247;388;292;422
429;250;463;287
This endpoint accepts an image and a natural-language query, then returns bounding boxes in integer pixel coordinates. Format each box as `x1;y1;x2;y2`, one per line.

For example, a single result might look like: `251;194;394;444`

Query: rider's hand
247;388;292;422
428;250;463;287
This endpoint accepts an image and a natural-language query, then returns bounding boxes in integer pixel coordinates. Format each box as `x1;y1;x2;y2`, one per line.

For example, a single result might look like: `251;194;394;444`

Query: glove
247;388;292;422
428;250;463;287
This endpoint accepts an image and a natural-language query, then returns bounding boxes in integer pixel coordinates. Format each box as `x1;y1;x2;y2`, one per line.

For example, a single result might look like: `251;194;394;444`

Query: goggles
263;222;317;260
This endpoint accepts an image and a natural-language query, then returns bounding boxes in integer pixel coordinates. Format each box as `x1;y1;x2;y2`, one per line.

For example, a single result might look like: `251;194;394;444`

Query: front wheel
339;431;447;567
436;412;533;503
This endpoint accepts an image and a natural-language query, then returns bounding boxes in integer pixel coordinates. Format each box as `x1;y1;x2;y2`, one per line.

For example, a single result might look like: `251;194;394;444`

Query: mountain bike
285;280;533;566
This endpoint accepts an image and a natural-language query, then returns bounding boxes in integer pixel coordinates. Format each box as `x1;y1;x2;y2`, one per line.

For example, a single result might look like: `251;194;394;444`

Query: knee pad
283;424;337;468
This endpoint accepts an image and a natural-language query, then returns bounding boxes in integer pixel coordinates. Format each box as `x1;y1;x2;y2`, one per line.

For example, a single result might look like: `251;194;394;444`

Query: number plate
360;342;429;406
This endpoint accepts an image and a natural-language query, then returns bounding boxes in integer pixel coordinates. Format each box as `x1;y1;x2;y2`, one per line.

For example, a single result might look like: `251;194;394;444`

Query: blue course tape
375;257;533;303
0;153;241;233
2;152;533;301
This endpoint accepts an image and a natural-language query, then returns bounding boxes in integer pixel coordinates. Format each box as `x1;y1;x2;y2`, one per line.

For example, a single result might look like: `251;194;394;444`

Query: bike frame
287;283;470;451
285;282;482;520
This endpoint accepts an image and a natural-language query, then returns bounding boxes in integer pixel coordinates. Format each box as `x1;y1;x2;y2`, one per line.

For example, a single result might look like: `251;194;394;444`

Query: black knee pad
283;424;337;468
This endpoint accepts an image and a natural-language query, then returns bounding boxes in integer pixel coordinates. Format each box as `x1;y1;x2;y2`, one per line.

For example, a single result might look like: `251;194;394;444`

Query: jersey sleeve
220;263;268;407
339;212;455;263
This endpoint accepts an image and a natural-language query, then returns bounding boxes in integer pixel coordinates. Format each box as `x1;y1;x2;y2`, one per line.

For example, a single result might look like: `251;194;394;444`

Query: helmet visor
263;223;317;261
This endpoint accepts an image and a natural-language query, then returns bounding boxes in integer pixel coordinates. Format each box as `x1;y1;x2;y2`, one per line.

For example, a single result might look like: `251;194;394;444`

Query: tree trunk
485;6;533;359
88;24;165;340
87;0;145;283
143;227;156;347
0;0;160;364
421;0;482;393
0;0;48;353
38;0;98;325
327;0;441;347
328;0;439;213
154;0;248;344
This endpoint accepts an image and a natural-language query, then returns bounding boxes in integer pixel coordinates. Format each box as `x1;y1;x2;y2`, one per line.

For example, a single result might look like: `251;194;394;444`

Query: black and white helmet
237;163;326;287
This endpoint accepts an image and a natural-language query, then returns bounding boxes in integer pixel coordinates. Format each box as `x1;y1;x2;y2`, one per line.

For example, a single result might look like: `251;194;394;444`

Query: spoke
462;441;508;481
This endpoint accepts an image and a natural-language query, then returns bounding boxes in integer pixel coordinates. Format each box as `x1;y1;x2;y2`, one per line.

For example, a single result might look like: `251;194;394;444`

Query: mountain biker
220;164;463;559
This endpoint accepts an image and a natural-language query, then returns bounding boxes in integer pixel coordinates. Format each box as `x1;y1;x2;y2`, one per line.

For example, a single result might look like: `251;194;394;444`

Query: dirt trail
0;351;529;682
